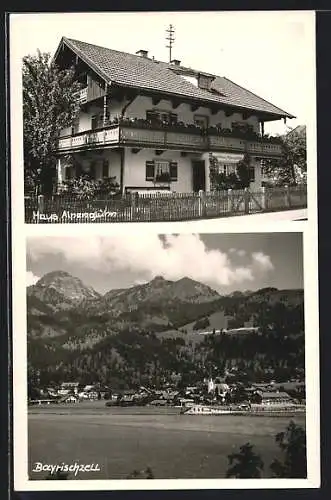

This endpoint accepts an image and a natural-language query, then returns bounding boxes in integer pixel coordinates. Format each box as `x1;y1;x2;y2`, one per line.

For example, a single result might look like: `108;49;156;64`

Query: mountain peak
28;270;100;311
151;275;166;282
36;270;72;283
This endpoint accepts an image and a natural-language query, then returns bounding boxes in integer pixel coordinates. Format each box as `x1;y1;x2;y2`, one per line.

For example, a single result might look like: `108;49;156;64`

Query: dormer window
198;74;214;90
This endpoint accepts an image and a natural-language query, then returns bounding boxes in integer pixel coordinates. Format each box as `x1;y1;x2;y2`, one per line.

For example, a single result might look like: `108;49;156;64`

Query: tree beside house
23;51;81;195
261;125;307;187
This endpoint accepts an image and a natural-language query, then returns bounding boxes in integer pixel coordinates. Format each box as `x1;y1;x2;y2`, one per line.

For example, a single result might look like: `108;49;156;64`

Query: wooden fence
24;186;307;224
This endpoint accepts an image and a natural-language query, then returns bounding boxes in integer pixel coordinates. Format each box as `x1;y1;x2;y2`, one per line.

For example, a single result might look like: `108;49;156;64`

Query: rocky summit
27;270;101;311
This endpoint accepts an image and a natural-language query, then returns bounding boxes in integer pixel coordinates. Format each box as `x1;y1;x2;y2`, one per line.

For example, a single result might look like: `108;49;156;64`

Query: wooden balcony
58;126;120;152
58;122;283;157
73;87;88;105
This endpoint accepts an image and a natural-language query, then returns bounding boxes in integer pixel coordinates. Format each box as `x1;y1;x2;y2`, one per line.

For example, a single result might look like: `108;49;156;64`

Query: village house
257;391;295;406
53;37;293;195
58;381;80;396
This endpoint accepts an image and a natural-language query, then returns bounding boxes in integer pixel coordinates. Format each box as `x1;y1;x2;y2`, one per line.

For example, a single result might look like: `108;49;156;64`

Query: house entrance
192;160;206;192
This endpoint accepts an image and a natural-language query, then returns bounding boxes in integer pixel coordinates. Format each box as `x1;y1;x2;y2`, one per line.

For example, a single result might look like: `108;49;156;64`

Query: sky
26;232;303;294
10;10;315;135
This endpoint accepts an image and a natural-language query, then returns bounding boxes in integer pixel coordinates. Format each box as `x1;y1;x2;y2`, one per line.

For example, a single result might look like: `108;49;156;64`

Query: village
29;375;306;414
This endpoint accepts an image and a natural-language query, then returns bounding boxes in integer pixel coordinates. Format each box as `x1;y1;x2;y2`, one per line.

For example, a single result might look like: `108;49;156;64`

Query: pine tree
226;442;264;478
270;421;307;478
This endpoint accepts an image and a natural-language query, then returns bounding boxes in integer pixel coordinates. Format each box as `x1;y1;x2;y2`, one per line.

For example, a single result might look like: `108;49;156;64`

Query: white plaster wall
78;112;92;132
108;99;124;121
59;126;72;137
103;150;122;184
246;115;260;134
123;148;193;192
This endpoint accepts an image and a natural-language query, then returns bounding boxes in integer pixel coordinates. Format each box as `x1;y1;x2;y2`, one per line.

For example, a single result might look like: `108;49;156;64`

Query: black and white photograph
21;231;312;485
9;11;313;224
9;10;320;493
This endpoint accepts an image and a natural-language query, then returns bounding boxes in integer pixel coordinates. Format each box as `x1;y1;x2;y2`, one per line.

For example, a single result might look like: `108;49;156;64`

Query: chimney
171;59;181;66
136;49;148;58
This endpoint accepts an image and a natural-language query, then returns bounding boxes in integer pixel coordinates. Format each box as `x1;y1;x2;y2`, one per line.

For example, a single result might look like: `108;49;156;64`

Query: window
146;110;158;122
219;164;236;176
169;113;178;125
198;75;214;90
145;160;178;182
232;121;254;134
146;110;177;125
194;115;209;129
155;160;170;177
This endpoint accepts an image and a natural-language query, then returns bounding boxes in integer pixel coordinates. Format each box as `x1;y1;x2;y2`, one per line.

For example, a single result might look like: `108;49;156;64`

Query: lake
28;402;306;480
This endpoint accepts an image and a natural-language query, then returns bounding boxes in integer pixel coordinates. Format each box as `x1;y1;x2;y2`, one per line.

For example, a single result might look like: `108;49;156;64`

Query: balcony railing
73;87;88;105
58;118;283;157
58;126;120;151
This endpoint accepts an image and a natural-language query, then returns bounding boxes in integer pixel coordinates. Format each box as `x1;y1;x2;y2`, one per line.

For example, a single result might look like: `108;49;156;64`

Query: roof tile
62;37;293;118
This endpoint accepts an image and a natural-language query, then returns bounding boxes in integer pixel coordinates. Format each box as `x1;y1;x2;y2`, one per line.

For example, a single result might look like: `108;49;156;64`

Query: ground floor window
217;164;237;176
145;160;178;182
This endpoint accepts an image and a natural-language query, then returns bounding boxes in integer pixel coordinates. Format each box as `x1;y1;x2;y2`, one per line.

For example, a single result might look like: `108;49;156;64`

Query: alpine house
54;37;294;194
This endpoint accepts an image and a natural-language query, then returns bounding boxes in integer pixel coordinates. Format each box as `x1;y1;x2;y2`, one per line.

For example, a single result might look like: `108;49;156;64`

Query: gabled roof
56;37;294;119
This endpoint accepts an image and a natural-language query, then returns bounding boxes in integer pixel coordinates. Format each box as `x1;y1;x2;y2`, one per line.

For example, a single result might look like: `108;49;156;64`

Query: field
28;402;306;480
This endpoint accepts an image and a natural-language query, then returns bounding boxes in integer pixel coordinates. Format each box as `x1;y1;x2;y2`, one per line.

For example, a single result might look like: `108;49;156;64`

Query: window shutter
146;110;157;121
102;160;109;178
91;115;98;130
170;162;178;181
170;113;178;124
248;166;255;182
146;161;155;181
90;162;96;180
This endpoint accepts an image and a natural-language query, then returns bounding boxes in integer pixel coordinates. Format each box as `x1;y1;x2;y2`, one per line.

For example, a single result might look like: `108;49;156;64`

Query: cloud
251;252;274;271
26;270;40;286
237;249;246;257
229;248;246;257
27;234;274;291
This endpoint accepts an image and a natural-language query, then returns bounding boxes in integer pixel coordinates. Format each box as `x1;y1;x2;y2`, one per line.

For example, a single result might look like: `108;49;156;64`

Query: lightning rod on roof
166;24;175;63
